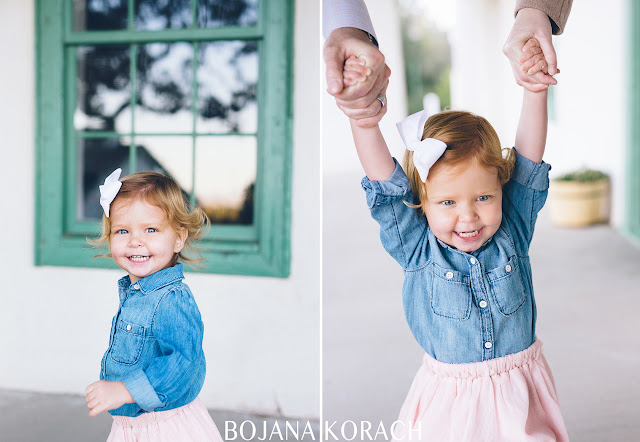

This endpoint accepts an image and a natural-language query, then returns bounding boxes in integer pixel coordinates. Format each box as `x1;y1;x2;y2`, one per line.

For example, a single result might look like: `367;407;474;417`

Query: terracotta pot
548;179;610;227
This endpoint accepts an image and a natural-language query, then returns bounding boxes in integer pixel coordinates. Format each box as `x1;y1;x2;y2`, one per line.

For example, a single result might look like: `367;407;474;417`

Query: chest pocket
431;263;472;320
110;319;145;365
486;256;527;316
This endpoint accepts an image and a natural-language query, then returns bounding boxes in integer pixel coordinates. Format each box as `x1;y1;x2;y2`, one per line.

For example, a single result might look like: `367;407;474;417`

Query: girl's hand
503;8;558;91
85;380;135;417
337;56;388;125
519;38;560;78
343;55;371;87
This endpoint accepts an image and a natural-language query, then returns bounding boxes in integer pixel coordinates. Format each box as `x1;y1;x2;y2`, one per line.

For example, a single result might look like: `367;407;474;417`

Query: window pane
134;136;194;194
194;136;256;225
197;0;258;28
76;45;131;132
197;41;258;134
73;0;128;31
77;136;132;221
135;43;194;133
78;136;194;221
134;0;192;30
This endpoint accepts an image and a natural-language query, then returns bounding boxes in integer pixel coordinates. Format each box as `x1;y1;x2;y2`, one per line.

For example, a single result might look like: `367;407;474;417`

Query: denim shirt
362;150;551;363
100;264;206;417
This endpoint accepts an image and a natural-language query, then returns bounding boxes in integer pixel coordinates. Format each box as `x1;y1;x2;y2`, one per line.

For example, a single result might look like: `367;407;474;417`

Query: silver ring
376;94;386;107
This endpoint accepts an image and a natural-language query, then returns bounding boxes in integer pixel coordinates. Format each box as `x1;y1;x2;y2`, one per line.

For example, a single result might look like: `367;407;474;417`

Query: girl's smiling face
109;198;187;283
423;159;502;253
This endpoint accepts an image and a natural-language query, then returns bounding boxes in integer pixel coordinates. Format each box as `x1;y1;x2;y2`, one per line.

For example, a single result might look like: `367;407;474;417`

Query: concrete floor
0;390;319;441
323;171;640;441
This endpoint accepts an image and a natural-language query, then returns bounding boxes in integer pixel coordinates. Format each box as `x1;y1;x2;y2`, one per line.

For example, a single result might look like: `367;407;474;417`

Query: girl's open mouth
454;228;483;240
128;255;150;262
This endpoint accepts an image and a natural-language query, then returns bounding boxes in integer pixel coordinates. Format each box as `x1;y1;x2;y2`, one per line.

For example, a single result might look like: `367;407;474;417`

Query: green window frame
35;0;293;277
625;0;640;243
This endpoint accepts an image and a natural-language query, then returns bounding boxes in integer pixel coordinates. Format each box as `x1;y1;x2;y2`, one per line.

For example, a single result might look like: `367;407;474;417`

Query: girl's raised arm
340;56;395;180
349;118;396;181
515;87;548;164
514;39;550;164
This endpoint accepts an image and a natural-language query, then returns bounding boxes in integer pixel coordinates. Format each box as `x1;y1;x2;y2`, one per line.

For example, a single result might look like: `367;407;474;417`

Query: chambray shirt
100;264;206;417
362;150;551;363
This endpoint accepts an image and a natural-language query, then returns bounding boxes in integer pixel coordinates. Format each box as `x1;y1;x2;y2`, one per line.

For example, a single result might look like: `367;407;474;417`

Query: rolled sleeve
140;287;205;411
361;158;429;269
361;158;412;208
509;148;551;191
122;369;164;412
502;149;552;253
323;0;377;40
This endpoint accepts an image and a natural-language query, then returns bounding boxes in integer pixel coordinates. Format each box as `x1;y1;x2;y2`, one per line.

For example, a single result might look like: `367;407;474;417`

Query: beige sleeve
515;0;573;35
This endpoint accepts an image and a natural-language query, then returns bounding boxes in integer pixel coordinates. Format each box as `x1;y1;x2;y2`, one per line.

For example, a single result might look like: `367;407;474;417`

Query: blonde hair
90;172;209;266
402;110;515;212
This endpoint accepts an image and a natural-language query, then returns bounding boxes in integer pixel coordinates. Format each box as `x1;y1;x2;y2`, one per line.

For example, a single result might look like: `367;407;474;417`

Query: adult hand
339;78;389;127
503;8;558;92
324;27;391;127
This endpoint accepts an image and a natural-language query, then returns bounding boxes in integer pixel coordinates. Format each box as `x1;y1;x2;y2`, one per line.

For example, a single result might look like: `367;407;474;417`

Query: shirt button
470;258;477;265
133;284;139;290
445;271;454;280
484;341;492;349
126;324;132;331
479;300;488;308
505;265;512;273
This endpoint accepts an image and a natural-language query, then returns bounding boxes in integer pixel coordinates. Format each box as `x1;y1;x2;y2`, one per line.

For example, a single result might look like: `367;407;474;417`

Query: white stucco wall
0;0;319;419
452;0;629;227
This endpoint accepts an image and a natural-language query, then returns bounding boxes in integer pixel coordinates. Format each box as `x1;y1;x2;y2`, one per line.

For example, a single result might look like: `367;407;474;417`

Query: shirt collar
117;264;184;296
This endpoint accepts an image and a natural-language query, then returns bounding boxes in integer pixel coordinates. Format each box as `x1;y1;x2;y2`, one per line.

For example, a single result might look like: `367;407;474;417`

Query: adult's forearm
515;0;573;34
322;0;377;40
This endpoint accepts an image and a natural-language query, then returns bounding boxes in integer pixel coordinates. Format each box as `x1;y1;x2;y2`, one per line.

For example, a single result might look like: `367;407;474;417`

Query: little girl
85;169;223;442
338;41;569;441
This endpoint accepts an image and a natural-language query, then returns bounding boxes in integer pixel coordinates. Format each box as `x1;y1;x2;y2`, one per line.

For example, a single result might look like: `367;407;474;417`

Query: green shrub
554;169;609;182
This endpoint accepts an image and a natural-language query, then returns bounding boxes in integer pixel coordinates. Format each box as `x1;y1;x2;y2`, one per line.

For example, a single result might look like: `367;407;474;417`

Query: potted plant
548;169;610;227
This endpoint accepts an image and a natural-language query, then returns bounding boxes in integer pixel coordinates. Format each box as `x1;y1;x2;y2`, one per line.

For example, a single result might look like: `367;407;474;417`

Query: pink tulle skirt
107;397;223;442
393;339;569;442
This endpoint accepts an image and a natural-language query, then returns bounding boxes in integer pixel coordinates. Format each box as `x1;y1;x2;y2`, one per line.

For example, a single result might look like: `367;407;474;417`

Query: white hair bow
99;168;122;217
396;109;447;182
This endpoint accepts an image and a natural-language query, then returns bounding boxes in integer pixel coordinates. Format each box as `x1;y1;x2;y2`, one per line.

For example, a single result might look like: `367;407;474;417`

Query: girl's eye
146;228;157;233
116;229;128;235
440;200;455;206
477;195;491;202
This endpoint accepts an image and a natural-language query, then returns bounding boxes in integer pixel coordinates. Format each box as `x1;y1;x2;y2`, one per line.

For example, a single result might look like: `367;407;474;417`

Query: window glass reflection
135;43;194;133
197;0;258;28
76;45;131;133
197;41;258;134
134;0;191;30
73;0;128;31
194;136;256;225
78;136;132;221
134;136;194;193
78;136;194;221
